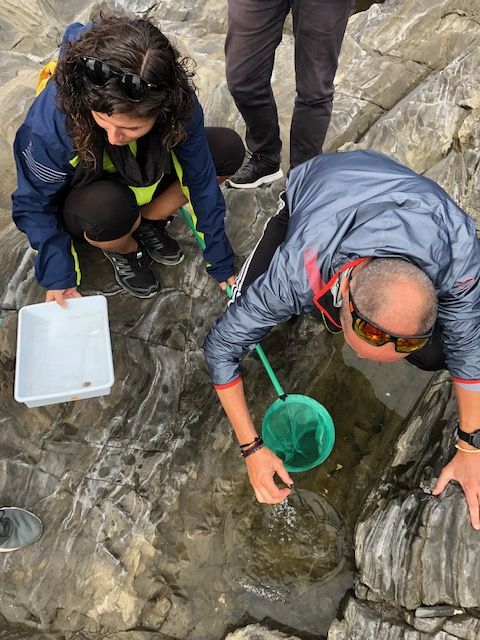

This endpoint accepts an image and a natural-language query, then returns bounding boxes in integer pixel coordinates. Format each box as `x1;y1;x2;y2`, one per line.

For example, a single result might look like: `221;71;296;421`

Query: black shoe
102;248;160;298
226;156;283;189
134;220;184;265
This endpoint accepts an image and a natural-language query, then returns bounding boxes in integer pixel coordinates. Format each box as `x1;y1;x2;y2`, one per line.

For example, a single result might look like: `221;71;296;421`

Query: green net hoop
262;394;335;473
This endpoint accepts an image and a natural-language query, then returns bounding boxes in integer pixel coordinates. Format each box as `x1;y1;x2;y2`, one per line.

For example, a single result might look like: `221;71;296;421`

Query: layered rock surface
0;1;479;639
328;374;480;640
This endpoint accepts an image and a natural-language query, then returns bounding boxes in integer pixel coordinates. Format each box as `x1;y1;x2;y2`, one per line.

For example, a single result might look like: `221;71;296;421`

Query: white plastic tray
14;295;115;408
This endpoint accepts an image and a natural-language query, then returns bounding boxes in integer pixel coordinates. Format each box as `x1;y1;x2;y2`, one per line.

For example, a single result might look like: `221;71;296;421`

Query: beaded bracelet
241;439;265;459
455;443;480;454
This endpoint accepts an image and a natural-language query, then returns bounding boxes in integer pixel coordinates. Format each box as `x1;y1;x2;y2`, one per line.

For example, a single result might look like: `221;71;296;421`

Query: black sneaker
226;155;283;189
102;247;160;298
134;220;184;265
0;507;43;552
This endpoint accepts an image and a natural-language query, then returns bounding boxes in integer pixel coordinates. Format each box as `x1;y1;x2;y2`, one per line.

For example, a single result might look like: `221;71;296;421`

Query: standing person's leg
225;0;289;188
290;0;352;168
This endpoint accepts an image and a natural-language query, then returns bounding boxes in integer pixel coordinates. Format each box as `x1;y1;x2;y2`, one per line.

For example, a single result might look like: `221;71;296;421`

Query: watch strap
457;426;480;449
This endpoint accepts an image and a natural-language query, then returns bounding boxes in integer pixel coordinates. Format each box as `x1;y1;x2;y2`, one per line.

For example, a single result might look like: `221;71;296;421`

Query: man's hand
45;287;82;308
245;446;293;503
219;275;236;292
433;449;480;530
214;380;292;503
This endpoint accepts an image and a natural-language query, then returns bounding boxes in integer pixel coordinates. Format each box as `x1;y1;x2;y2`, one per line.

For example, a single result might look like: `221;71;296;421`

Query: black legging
61;127;244;242
234;194;290;293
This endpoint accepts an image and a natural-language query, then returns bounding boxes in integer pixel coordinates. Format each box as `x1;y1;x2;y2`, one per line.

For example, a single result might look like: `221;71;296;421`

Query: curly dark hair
54;16;196;168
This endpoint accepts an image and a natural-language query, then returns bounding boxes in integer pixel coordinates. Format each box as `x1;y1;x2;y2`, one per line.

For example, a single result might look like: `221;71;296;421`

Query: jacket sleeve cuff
206;260;235;284
214;377;242;390
451;376;480;392
39;274;77;290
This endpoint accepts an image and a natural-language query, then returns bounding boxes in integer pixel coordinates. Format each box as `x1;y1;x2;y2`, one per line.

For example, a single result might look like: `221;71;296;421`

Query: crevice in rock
440;9;479;24
369;49;437;73
109;326;187;351
336;91;387;112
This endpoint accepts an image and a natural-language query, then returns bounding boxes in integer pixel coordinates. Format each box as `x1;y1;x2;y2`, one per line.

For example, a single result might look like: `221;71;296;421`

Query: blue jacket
11;23;235;289
203;151;480;391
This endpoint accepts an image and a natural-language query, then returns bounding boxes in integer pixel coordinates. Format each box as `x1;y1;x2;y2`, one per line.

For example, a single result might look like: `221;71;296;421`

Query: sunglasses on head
348;289;432;353
80;56;161;102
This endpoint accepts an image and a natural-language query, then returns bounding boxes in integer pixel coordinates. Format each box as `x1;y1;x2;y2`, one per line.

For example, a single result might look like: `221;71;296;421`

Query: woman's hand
245;446;293;503
45;287;82;308
219;275;236;293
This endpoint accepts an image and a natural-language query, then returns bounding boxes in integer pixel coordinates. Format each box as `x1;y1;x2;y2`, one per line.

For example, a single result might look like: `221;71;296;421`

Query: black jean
234;199;447;373
61;127;244;242
225;0;353;168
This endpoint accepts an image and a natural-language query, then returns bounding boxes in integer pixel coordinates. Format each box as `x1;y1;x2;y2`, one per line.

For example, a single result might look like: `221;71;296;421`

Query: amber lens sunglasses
348;289;432;353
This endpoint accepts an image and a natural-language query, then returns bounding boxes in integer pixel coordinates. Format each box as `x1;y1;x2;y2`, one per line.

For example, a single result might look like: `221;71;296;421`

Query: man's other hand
433;449;480;530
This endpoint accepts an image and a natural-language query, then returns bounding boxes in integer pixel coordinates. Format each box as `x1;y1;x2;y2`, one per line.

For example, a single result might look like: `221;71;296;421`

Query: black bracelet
239;436;262;450
241;440;265;459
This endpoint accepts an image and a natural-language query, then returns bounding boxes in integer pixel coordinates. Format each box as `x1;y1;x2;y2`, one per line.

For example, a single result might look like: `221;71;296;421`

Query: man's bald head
350;258;437;335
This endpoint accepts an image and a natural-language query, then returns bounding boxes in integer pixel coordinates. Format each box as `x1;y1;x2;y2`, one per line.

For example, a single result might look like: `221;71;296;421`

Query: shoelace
139;225;166;251
110;251;147;277
236;156;263;177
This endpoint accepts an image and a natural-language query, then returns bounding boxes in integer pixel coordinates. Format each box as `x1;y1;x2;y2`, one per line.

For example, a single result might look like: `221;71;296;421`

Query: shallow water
161;333;433;639
224;490;347;600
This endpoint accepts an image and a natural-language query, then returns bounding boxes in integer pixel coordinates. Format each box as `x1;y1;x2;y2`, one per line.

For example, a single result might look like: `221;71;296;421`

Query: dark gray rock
224;625;302;640
326;375;480;636
1;0;480;639
355;374;479;610
327;596;460;640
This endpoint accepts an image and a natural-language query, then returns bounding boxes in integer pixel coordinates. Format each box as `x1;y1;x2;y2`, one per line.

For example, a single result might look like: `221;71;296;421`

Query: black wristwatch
457;426;480;449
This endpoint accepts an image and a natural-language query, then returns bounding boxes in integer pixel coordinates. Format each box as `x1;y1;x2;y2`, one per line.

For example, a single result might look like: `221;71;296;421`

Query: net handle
181;205;287;398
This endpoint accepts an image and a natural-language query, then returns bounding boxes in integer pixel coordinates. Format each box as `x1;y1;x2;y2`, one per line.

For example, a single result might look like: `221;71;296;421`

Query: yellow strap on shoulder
35;60;58;96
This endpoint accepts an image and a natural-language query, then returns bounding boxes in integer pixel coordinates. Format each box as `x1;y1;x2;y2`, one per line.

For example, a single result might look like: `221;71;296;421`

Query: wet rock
327;374;480;635
327;596;460;640
346;44;480;174
333;1;480;194
1;0;479;639
355;374;480;610
443;616;480;640
224;625;302;640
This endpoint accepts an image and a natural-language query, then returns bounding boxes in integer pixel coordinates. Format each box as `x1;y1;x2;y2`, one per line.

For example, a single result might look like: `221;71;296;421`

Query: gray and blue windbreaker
203;150;480;392
11;22;235;290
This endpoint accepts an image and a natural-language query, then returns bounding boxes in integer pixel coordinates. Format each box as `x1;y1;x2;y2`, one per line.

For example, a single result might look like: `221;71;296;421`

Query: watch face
473;432;480;449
